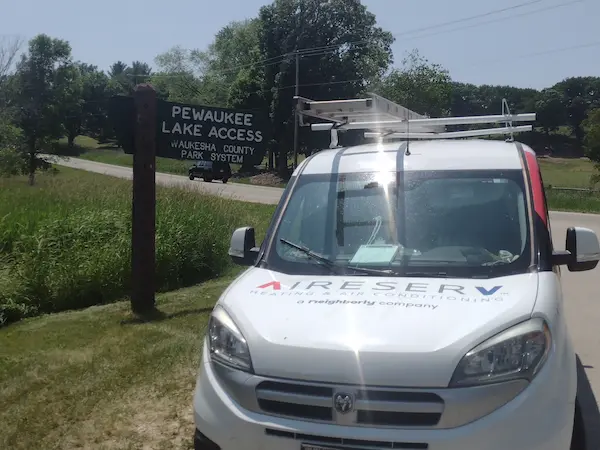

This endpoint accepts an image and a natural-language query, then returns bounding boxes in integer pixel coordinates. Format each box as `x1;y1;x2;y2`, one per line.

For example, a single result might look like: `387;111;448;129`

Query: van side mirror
228;227;260;266
553;227;600;272
566;227;600;272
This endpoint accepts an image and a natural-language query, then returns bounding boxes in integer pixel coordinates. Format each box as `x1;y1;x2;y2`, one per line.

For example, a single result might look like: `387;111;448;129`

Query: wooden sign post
109;86;270;315
131;84;157;314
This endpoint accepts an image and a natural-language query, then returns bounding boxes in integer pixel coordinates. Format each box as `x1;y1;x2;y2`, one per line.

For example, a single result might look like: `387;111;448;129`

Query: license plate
301;445;342;450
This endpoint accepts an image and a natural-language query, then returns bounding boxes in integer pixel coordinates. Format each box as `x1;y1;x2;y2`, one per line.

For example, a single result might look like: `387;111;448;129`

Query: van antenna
502;98;515;142
405;110;411;156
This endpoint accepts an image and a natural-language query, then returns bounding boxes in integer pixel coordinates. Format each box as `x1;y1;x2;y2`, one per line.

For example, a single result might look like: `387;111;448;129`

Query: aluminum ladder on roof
294;93;536;148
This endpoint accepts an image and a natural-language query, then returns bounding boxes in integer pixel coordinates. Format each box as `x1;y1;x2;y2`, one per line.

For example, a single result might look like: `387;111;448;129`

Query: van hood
219;268;539;387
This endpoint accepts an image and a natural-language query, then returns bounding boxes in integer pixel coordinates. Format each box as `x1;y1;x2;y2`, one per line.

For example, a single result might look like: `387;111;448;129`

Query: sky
2;0;599;90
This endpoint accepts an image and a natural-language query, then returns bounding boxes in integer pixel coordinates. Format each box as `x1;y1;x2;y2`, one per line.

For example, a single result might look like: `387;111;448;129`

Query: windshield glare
267;170;531;278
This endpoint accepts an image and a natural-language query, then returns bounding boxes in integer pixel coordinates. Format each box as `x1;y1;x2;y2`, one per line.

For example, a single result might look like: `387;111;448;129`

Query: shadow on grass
52;143;86;157
120;306;213;325
97;144;123;150
576;354;600;450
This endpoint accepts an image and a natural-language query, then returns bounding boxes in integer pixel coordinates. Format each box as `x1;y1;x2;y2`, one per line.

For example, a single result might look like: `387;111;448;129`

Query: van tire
189;174;194;181
222;178;228;184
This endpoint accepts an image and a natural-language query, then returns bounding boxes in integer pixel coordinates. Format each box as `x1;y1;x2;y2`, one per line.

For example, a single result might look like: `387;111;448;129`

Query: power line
65;36;600;121
136;0;583;82
170;0;547;77
397;0;583;43
219;40;600;96
297;0;547;55
85;3;598;104
115;37;600;105
156;0;580;78
139;29;599;85
64;77;368;118
287;0;584;67
464;40;600;68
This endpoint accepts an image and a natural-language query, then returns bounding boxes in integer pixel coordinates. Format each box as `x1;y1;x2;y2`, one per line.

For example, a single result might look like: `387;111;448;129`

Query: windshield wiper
404;270;489;279
403;270;456;278
279;239;393;276
279;238;336;267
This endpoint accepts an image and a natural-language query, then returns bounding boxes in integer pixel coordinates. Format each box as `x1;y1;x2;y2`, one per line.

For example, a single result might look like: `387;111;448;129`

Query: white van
192;97;600;450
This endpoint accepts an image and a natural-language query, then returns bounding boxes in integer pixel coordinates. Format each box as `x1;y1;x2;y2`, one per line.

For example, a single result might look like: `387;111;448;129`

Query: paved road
47;155;600;445
550;211;600;445
42;155;284;205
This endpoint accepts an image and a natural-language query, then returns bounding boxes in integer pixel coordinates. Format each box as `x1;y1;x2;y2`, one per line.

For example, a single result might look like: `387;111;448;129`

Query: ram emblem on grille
333;392;354;414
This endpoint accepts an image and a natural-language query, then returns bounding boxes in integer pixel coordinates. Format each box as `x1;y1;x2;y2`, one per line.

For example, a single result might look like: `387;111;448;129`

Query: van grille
265;428;429;449
256;380;443;427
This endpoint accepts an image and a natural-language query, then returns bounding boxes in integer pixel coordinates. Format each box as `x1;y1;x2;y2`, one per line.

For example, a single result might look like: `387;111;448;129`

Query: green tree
449;82;487;117
0;37;26;176
108;60;152;95
109;61;127;77
80;67;115;142
0;36;24;134
198;19;263;108
12;34;75;184
155;26;268;170
376;49;452;118
108;60;129;94
583;108;600;186
476;85;539;114
450;82;539;117
153;46;210;104
59;64;84;149
258;0;394;174
0;117;25;177
58;63;118;149
535;88;564;135
552;76;600;152
155;20;264;108
0;35;23;88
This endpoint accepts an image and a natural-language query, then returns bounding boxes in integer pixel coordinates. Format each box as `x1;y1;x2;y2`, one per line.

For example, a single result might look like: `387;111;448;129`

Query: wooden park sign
108;85;270;314
157;102;268;165
110;90;270;166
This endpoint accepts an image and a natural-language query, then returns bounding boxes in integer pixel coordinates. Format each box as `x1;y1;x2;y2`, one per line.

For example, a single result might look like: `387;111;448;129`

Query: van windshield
266;169;532;278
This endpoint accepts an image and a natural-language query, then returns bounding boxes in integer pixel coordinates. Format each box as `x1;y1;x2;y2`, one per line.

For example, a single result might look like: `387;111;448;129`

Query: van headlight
449;318;551;387
207;306;253;372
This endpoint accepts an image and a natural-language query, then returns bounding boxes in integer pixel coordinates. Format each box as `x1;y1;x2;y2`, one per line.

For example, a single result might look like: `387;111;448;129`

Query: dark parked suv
188;161;232;183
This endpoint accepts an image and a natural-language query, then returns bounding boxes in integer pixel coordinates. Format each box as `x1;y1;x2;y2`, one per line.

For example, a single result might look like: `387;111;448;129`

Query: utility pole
293;50;300;169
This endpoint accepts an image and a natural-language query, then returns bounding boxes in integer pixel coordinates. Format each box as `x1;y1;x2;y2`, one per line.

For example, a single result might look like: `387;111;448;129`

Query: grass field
61;135;600;214
0;168;275;324
538;157;597;188
61;136;192;175
0;145;599;448
0;167;276;447
0;277;230;450
546;190;600;214
59;136;292;187
63;136;597;188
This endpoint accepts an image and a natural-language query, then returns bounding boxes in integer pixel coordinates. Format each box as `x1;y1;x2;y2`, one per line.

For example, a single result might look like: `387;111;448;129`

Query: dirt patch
249;172;287;187
55;366;197;450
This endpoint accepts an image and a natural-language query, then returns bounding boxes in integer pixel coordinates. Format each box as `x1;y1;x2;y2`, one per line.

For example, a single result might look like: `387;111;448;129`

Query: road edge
42;154;600;217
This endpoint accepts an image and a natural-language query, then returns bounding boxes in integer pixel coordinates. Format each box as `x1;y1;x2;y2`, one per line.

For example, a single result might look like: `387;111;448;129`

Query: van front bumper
193;349;576;450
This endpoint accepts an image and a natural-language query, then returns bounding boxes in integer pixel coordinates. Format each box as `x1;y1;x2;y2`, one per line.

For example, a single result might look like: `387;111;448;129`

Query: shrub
0;148;26;177
0;168;275;325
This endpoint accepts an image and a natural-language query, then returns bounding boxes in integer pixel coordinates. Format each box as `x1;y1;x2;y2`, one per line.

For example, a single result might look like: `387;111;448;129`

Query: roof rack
295;93;536;148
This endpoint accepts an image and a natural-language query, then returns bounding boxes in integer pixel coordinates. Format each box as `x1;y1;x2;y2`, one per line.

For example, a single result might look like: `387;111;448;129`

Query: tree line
1;0;600;183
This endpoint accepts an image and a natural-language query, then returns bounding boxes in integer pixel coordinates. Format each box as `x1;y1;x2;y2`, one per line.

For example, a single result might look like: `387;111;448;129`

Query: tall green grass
0;168;275;325
546;189;600;214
